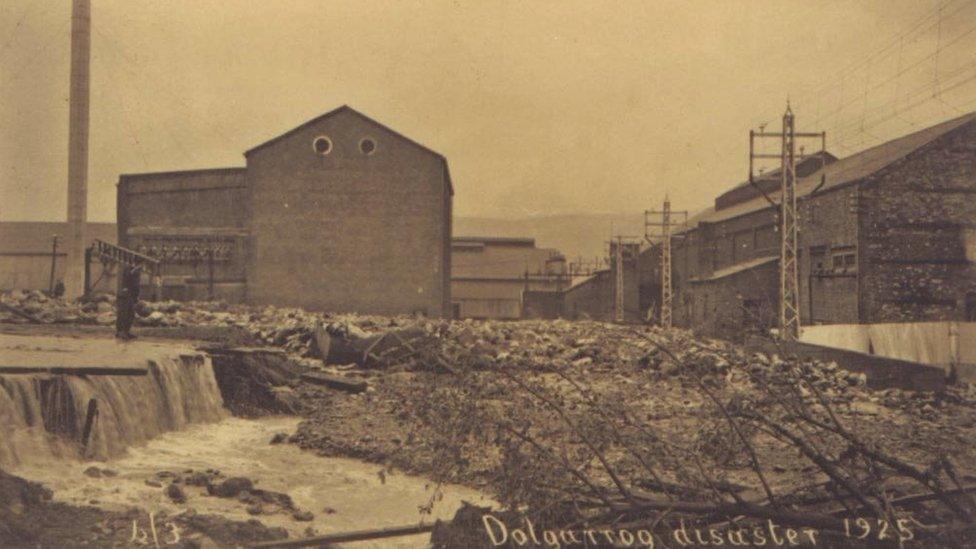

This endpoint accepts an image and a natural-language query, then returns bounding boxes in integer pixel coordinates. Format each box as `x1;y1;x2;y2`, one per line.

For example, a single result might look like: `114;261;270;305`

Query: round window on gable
359;138;376;155
312;136;332;155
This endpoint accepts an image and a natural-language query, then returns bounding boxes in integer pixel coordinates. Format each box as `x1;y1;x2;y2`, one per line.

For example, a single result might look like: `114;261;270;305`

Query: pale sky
2;0;974;223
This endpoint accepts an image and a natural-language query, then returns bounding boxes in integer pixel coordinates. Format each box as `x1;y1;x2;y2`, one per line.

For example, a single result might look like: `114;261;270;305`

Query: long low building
0;222;116;293
117;105;454;317
451;236;566;319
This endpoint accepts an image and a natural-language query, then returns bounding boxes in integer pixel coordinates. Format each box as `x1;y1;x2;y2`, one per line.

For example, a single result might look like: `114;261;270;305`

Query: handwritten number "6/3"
130;513;182;546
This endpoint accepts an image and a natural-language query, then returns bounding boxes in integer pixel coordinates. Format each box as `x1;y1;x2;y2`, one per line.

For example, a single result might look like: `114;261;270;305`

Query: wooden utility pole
748;102;825;341
65;0;92;298
614;236;624;323
48;235;60;294
646;196;688;329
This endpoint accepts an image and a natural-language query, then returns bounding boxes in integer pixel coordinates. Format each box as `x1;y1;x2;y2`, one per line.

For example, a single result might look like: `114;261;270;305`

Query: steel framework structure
645;197;687;329
748;104;825;341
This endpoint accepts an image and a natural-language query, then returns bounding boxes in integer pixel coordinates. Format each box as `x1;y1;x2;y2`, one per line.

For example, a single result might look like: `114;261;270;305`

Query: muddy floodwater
13;416;493;548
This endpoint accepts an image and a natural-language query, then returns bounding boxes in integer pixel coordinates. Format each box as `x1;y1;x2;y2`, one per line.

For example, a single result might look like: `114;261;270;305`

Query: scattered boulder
165;483;187;504
270;432;289;444
83;467;104;478
208;477;254;498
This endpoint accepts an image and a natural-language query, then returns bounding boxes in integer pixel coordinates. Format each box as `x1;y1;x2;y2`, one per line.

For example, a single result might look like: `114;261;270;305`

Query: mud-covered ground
4;305;976;547
290;322;976;489
0;469;287;548
286;321;976;546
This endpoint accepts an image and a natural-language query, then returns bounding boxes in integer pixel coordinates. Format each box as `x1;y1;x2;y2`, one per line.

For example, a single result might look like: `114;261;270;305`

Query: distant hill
454;213;647;261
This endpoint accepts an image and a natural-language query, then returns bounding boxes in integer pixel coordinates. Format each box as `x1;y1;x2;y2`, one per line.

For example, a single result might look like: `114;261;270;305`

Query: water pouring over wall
0;347;225;469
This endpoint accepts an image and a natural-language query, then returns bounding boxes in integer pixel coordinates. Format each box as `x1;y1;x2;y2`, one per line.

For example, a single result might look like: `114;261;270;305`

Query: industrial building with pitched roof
116;106;454;317
634;111;976;337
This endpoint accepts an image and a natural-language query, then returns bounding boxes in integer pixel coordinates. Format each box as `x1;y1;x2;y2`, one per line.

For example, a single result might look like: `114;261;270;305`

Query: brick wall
683;259;778;339
799;185;860;323
860;119;976;322
245;108;451;317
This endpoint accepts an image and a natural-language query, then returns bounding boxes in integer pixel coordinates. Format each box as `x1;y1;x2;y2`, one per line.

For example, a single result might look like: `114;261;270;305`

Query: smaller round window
312;136;332;155
359;138;376;155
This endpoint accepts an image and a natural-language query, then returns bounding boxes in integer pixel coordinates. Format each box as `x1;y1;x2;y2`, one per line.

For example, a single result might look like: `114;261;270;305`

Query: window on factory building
830;246;856;272
360;138;376;155
312;136;332;155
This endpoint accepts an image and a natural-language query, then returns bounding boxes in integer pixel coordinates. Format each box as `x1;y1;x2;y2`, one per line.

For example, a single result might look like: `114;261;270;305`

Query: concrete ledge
746;337;946;392
0;365;147;376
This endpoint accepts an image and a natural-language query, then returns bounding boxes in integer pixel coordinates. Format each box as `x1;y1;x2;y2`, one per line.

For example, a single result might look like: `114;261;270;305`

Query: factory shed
639;111;976;339
117;106;454;317
450;236;566;319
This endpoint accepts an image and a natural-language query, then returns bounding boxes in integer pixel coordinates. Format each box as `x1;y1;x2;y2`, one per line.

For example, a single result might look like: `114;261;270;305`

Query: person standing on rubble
115;265;141;340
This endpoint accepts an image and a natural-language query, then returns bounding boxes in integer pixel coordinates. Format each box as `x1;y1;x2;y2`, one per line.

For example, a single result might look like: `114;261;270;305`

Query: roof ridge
243;105;446;161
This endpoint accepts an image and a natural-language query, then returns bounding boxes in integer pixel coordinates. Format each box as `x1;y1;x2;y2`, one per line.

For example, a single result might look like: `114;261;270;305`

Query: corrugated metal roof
681;111;976;229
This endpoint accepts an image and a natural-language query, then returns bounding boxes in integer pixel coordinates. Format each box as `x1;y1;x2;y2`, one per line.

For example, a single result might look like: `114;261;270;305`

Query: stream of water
0;338;226;469
13;416;490;547
2;336;491;547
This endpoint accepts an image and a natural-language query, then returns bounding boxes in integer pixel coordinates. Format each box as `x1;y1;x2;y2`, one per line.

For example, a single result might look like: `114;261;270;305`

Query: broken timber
247;522;435;548
0;301;42;324
300;372;368;393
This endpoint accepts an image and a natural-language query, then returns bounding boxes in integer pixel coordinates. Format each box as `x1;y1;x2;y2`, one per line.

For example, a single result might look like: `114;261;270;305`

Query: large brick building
118;106;453;317
639;111;976;338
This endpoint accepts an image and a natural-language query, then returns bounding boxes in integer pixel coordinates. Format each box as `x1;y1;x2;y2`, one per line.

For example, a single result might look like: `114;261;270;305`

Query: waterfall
0;351;226;469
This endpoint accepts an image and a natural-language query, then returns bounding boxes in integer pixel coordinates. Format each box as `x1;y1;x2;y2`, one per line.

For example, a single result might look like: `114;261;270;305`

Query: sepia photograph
1;0;975;547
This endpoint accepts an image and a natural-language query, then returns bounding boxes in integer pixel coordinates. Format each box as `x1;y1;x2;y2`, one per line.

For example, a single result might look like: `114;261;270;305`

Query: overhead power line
793;0;973;109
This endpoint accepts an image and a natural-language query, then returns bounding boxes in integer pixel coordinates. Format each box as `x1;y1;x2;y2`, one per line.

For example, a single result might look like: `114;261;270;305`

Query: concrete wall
747;337;946;392
245;108;451;317
801;322;976;382
0;221;116;293
859;118;976;322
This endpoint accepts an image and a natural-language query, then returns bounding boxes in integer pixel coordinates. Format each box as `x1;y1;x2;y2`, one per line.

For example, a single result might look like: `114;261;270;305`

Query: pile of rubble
2;290;971;409
0;289;97;324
